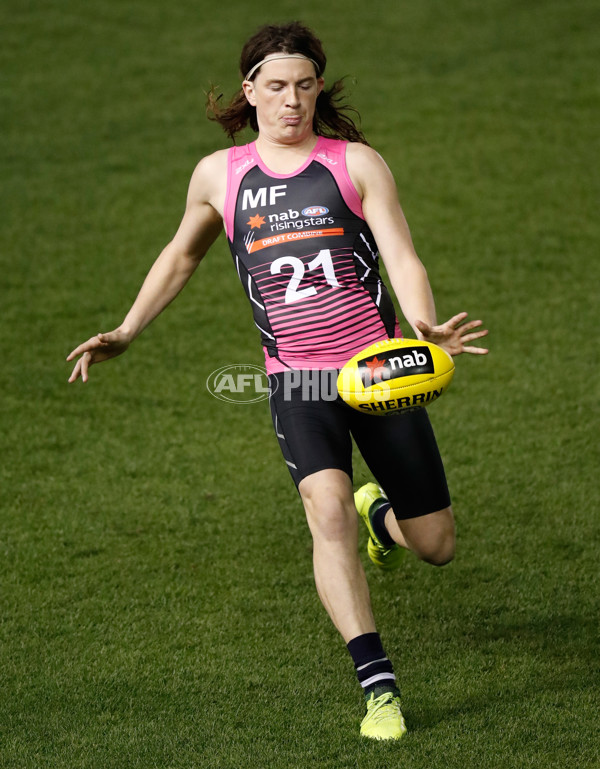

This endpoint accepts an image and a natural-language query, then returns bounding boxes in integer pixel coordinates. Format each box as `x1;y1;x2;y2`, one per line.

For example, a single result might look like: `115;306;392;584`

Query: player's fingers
414;319;434;336
460;329;489;344
67;352;92;382
66;340;93;361
68;359;82;383
458;319;484;333
80;351;93;383
97;331;119;345
66;335;103;361
66;345;84;362
462;345;489;355
444;312;469;329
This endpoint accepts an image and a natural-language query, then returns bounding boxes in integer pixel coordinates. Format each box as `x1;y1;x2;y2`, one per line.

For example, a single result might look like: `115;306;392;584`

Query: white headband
244;53;320;82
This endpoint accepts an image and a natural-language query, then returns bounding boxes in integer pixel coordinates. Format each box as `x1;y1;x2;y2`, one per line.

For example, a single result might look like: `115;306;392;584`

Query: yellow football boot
354;483;404;570
360;691;407;741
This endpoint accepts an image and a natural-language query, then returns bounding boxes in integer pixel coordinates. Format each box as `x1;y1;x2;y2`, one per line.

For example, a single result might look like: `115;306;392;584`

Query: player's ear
316;77;325;96
242;80;257;106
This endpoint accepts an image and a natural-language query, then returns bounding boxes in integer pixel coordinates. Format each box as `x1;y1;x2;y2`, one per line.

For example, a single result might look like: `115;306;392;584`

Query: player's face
243;58;324;145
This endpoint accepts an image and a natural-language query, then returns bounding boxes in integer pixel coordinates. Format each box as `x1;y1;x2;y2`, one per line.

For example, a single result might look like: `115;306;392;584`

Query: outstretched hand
414;312;489;357
66;329;131;383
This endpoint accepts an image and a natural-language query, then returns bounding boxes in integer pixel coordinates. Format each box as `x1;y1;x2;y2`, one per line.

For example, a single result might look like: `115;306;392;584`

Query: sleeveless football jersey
224;136;401;374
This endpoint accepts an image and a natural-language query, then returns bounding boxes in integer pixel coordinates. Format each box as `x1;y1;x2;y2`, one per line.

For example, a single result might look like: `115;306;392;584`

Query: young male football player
67;22;488;740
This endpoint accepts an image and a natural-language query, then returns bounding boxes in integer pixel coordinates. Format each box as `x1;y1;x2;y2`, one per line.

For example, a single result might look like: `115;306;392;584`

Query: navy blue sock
347;632;398;697
370;502;396;549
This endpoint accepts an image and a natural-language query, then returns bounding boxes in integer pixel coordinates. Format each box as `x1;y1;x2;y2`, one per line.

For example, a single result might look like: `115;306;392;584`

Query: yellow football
337;338;455;415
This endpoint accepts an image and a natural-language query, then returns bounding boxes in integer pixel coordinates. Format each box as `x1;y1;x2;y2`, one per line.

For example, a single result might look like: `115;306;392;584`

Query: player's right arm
67;151;228;383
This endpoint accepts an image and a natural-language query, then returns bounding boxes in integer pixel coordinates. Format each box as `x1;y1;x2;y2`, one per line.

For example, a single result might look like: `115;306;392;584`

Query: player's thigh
350;407;451;520
268;372;354;488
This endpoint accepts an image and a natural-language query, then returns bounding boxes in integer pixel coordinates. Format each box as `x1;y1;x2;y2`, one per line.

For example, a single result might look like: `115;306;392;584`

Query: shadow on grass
409;610;598;733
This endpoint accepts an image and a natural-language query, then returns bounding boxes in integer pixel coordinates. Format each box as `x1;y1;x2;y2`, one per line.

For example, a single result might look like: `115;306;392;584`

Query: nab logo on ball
358;347;435;388
337;338;455;415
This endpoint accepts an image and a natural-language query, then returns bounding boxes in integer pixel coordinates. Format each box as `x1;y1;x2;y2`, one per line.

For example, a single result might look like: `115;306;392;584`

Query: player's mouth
281;114;303;126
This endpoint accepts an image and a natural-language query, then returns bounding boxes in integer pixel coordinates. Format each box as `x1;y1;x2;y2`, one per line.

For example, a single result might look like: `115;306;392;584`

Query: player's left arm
346;143;488;356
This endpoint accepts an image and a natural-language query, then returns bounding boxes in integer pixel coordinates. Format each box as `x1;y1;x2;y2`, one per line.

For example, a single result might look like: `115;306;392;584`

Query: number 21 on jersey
270;249;340;304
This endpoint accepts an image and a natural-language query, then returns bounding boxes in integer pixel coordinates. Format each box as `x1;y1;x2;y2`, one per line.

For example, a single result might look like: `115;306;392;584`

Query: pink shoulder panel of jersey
224;144;257;241
313;137;365;221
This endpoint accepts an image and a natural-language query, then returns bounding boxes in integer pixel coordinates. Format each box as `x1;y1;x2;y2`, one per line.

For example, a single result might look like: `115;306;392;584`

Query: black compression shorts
268;371;451;520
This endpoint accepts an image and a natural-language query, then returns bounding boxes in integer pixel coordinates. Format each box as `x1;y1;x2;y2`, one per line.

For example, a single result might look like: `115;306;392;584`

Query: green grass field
2;0;599;766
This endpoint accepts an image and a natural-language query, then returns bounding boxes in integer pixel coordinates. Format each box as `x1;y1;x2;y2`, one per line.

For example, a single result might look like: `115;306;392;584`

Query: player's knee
303;494;355;543
412;510;455;566
418;537;455;566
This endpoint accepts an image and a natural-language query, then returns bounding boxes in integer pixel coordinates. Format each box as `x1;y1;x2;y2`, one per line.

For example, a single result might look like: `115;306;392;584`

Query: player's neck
254;133;319;174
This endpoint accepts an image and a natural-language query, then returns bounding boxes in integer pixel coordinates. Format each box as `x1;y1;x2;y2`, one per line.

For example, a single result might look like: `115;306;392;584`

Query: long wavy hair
206;22;368;145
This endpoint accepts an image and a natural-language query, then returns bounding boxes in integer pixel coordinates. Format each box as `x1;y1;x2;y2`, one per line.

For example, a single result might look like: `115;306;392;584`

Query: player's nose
285;86;301;107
